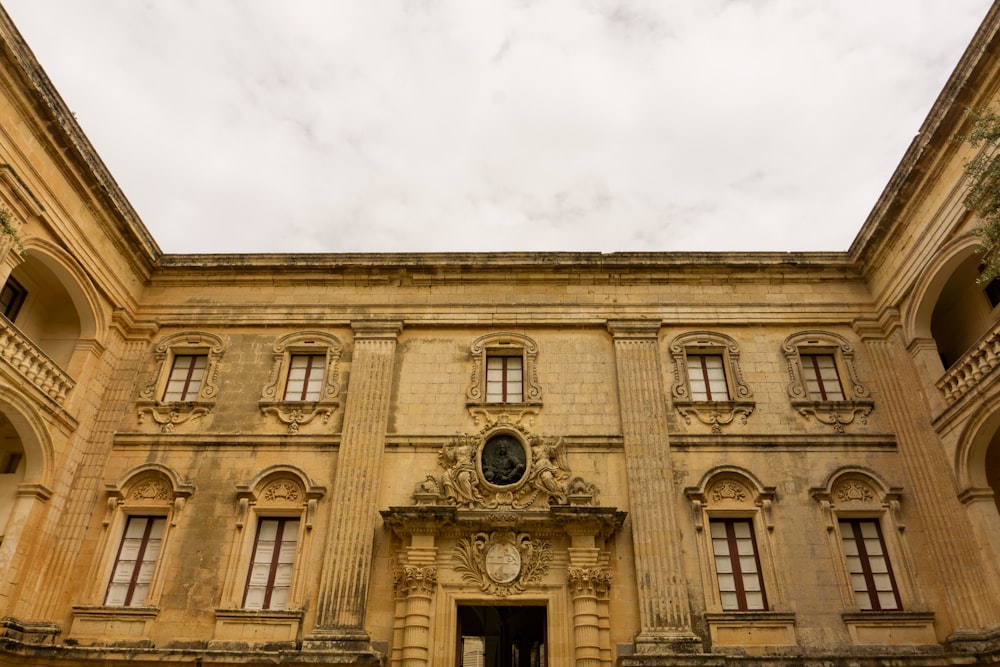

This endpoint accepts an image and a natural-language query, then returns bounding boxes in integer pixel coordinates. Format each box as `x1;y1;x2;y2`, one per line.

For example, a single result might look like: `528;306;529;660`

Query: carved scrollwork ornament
452;531;551;597
835;481;875;504
425;426;583;510
711;481;748;504
261;478;302;504
130;478;170;502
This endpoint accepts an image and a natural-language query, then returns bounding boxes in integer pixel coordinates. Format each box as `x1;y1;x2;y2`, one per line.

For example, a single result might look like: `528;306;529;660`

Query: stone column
607;320;700;652
856;316;1000;635
396;565;437;667
568;565;610;667
306;320;401;648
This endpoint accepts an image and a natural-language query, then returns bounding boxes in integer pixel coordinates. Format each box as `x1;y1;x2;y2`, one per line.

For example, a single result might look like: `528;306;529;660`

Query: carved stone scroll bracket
795;401;873;433
259;403;335;434
137;403;213;433
675;401;755;433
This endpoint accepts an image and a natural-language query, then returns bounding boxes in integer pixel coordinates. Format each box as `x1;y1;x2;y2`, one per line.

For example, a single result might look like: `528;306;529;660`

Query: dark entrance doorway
457;604;546;667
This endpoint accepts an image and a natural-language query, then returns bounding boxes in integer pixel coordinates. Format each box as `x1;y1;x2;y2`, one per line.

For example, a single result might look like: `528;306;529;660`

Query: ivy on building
958;106;1000;281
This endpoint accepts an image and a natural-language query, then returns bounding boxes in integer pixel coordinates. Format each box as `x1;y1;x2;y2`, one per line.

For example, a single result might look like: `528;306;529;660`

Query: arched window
213;466;325;646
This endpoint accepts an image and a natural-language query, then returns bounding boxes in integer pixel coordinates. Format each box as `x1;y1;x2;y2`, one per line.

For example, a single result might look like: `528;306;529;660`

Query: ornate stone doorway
382;417;625;667
457;605;546;667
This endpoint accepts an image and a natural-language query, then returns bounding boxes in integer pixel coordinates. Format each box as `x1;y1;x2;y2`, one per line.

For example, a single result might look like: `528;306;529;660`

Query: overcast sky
1;1;994;254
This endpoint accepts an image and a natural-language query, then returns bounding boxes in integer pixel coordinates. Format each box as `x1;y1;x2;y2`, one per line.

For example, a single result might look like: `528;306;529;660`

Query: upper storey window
162;354;207;402
0;277;26;321
687;353;729;401
259;332;342;434
467;333;542;418
137;332;225;433
783;331;873;432
800;353;846;401
283;354;325;401
669;331;753;432
486;354;523;403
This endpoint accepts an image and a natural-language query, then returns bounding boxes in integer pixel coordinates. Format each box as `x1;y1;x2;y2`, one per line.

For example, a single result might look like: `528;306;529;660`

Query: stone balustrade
0;318;73;404
937;325;1000;404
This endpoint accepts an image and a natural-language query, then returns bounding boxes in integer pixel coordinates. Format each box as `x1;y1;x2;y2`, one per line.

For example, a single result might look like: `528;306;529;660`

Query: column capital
607;319;662;339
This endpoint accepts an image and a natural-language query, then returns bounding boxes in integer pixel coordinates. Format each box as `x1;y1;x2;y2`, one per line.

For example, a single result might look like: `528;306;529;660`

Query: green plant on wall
0;208;22;255
958;106;1000;281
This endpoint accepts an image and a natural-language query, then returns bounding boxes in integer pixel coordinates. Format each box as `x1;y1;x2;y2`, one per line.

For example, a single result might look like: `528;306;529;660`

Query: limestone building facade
0;4;997;667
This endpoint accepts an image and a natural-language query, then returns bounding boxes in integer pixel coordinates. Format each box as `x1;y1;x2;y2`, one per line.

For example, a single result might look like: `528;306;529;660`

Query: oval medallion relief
481;435;527;486
485;543;522;584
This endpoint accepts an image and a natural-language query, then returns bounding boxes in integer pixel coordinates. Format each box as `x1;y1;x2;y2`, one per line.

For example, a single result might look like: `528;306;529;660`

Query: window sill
212;608;305;645
791;398;874;433
704;611;797;649
674;400;754;433
841;611;936;646
466;402;541;425
69;605;159;644
136;400;214;433
259;400;339;434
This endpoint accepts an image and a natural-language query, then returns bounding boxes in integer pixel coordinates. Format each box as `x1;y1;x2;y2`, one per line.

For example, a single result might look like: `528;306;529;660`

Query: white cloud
2;0;992;253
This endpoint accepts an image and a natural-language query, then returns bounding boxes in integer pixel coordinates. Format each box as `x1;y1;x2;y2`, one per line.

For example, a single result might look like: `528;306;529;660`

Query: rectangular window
801;354;845;401
243;517;299;610
486;355;523;403
105;515;165;607
162;354;207;401
688;354;729;401
283;354;325;401
840;519;901;611
710;519;767;611
0;277;26;321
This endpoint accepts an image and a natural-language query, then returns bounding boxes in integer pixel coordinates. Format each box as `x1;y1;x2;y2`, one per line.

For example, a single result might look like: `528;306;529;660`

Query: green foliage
0;208;21;255
958;107;1000;281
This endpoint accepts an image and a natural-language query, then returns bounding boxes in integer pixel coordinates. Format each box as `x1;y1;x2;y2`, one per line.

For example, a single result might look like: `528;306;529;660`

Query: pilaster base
947;624;1000;655
0;616;60;644
301;627;383;661
631;630;704;655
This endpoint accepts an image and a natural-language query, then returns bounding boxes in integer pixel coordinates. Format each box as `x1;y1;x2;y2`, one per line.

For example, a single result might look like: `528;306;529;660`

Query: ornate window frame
466;332;542;421
782;331;873;432
213;466;325;645
810;467;935;645
137;331;225;432
685;467;796;650
669;331;754;432
70;465;193;642
258;331;342;433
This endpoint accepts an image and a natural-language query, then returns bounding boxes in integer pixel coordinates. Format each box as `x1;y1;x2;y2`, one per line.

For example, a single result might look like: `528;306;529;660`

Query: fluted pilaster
856;317;1000;633
308;321;401;642
608;320;699;650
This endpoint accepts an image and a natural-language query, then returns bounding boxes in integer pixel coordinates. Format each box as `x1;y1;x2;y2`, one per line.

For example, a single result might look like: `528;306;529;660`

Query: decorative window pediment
686;467;785;618
669;331;754;432
258;331;343;433
71;464;193;638
782;331;873;433
467;332;542;422
137;331;225;433
811;468;923;624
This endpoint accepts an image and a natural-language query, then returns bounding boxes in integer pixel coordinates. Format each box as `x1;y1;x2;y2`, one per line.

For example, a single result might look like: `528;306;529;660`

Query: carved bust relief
480;435;527;487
